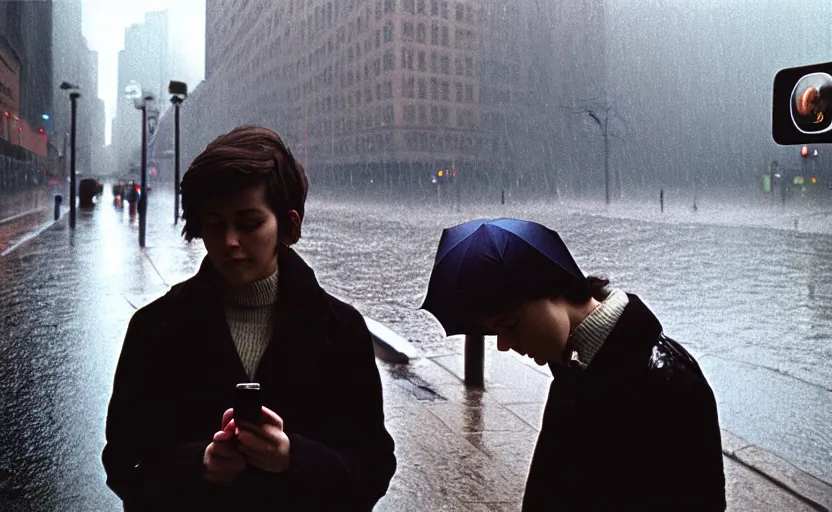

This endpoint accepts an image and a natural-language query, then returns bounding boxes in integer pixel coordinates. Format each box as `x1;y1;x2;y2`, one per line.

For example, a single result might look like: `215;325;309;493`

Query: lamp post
168;81;188;225
134;92;155;248
60;82;80;228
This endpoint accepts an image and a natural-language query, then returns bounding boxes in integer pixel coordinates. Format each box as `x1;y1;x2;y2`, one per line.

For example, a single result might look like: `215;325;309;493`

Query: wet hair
467;276;612;319
180;125;309;245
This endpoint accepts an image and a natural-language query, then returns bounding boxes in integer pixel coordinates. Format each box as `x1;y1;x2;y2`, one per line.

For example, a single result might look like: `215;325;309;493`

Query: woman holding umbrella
421;218;726;511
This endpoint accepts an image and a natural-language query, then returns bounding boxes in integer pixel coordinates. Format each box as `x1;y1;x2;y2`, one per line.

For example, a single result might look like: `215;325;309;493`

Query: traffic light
801;146;809;157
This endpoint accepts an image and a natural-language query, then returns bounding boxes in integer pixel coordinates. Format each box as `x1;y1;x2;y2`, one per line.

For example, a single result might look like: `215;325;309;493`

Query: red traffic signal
801;146;809;157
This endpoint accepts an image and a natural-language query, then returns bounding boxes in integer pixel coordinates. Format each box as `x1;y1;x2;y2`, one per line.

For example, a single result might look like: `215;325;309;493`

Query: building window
441;1;448;19
402;48;414;70
431;0;439;16
384;0;395;13
383;51;395;71
456;3;464;21
418;79;427;99
454;58;463;76
441;106;449;125
431;23;439;45
374;58;382;76
383;21;394;43
442;81;450;101
465;84;474;102
441;55;450;74
365;88;373;103
404;0;415;14
441;25;449;46
456;83;463;102
416;23;426;43
375;30;381;48
402;22;414;41
430;51;438;73
384;81;393;99
383;104;394;124
465;56;473;76
419;105;427;124
430;78;438;100
404;76;416;98
418;51;426;71
417;0;426;14
404;105;416;123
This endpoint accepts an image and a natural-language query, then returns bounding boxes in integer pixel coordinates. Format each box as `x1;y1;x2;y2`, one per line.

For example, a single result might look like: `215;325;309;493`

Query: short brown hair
180;126;309;244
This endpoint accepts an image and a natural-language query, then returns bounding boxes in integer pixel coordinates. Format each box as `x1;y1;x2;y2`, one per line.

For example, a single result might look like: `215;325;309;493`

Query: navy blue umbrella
420;218;586;336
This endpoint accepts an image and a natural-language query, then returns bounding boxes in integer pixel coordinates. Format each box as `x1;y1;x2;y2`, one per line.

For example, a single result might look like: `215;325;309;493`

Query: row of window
303;103;480;140
298;73;477;119
401;76;476;104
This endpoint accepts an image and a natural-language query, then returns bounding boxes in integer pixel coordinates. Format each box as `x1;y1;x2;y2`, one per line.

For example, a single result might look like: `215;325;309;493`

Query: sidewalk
370;344;832;511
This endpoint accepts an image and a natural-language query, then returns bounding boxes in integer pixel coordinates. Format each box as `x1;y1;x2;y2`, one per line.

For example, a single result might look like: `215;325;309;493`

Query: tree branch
586;110;603;127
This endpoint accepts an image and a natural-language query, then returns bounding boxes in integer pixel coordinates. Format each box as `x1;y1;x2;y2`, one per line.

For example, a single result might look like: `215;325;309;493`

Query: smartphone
234;382;262;425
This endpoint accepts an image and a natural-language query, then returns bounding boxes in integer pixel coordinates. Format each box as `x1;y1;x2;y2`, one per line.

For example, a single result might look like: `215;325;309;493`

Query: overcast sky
81;0;205;144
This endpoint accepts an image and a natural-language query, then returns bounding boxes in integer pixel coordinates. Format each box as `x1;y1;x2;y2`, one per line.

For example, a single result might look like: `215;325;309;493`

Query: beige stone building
164;0;605;198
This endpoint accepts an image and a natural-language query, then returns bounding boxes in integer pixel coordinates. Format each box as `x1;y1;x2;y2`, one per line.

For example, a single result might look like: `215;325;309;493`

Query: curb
721;429;832;511
0;209;64;258
0;208;45;226
327;293;420;364
363;316;419;364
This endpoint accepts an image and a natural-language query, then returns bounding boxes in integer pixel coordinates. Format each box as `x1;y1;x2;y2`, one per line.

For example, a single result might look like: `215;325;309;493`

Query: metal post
139;106;147;248
173;101;181;225
464;334;485;388
69;94;77;229
54;194;62;221
604;116;610;205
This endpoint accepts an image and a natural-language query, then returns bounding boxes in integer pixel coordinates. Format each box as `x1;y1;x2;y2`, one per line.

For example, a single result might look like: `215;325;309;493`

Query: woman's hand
235;406;291;473
203;409;246;484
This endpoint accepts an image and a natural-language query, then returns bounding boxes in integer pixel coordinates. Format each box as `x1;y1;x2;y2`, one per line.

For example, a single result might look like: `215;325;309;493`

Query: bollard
54;194;63;221
660;189;664;213
501;189;505;205
464;334;485;388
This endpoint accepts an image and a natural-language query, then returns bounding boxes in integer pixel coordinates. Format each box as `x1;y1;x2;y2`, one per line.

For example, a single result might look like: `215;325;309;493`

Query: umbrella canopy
420;218;586;336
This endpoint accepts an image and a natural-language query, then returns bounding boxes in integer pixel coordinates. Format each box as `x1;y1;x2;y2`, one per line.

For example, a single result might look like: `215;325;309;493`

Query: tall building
188;0;500;195
111;11;170;175
52;0;106;177
0;0;54;186
173;0;606;199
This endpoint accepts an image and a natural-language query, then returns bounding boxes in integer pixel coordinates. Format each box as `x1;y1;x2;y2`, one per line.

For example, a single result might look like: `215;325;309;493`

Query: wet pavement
0;187;830;510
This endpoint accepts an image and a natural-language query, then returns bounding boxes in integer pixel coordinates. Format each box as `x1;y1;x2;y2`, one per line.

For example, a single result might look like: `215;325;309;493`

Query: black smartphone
234;382;262;425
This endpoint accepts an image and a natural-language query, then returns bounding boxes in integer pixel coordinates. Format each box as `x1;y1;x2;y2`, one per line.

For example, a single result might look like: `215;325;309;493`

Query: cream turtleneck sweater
224;269;279;379
565;288;629;369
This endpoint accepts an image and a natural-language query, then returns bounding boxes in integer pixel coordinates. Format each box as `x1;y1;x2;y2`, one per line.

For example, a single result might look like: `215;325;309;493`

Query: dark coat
102;246;396;511
522;294;726;512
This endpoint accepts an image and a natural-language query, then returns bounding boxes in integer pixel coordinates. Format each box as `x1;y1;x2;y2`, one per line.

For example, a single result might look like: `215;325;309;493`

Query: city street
0;188;829;510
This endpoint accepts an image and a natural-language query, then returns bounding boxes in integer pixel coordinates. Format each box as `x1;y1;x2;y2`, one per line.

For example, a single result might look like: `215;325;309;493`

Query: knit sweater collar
565;288;629;368
224;268;279;308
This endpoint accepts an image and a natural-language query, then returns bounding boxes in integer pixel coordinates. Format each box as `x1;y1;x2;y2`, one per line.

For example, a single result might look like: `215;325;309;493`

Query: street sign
147;109;158;136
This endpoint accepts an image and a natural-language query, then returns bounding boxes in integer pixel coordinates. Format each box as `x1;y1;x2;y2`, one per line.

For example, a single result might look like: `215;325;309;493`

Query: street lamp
134;91;155;248
60;81;80;229
168;80;187;225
